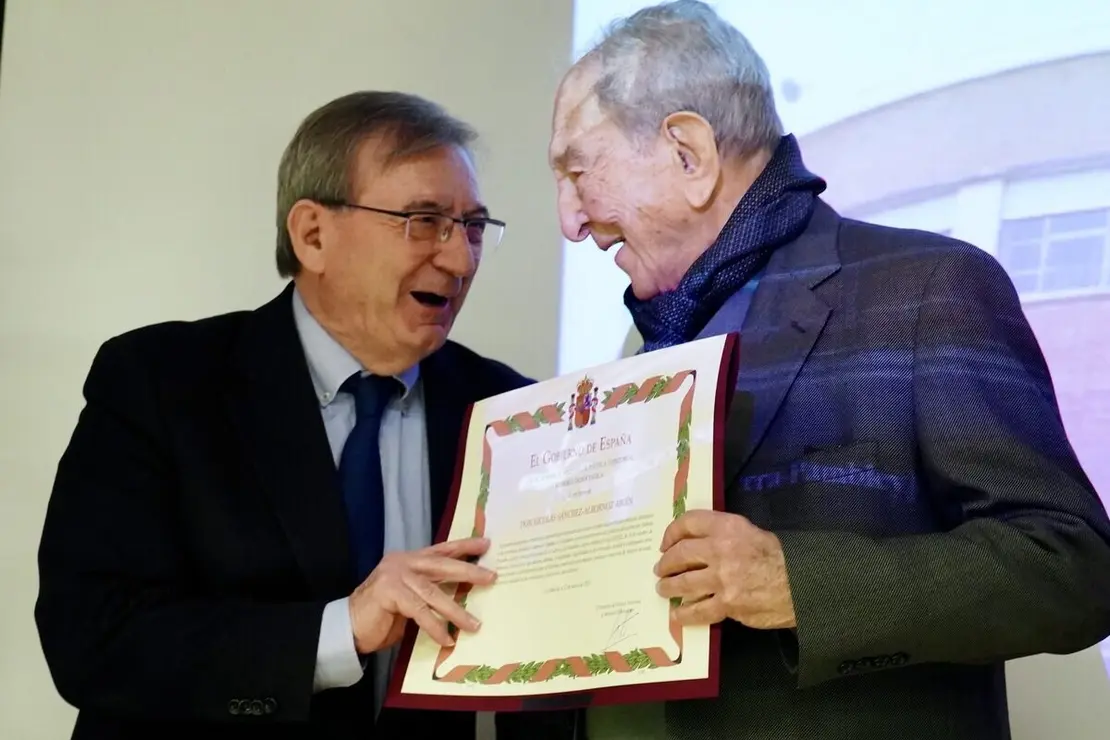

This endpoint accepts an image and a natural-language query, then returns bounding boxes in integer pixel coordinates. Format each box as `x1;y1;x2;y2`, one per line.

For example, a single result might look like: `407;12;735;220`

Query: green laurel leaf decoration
673;408;692;519
472;468;491;537
584;653;613;675
676;416;691;463
644;375;670;402
459;649;662;685
550;660;577;680
506;661;542;684
477;468;490;510
620;384;640;405
463;665;497;683
623;649;654;671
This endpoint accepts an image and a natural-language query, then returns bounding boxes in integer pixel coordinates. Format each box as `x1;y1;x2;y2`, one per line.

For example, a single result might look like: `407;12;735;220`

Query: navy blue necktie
338;372;399;584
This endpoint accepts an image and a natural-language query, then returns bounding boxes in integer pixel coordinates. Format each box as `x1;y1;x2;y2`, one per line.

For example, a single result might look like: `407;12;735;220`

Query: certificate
385;333;739;711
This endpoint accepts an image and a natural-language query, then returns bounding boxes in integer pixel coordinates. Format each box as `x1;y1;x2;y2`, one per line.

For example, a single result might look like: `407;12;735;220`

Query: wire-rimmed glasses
320;201;505;250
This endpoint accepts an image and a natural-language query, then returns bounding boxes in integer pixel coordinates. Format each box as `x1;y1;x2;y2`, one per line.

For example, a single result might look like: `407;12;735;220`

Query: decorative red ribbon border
431;369;698;685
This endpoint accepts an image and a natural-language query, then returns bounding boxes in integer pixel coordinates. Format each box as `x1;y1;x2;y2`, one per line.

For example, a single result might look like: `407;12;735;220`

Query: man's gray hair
274;91;477;278
580;0;782;159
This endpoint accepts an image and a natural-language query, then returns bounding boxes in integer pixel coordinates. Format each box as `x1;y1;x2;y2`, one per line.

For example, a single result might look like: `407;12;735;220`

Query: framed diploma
385;333;739;711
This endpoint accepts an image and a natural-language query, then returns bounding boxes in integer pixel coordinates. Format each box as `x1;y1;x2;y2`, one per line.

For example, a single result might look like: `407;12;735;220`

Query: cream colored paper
395;335;731;698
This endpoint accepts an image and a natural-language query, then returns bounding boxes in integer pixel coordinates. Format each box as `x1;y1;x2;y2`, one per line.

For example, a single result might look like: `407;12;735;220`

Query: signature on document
602;606;640;651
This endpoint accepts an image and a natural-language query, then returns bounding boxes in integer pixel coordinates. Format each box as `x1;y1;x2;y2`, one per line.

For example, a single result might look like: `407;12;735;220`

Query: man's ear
286;199;329;274
661;111;721;209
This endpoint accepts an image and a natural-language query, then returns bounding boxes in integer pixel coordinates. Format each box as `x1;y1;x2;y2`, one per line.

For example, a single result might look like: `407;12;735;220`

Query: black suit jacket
497;201;1110;740
35;284;532;739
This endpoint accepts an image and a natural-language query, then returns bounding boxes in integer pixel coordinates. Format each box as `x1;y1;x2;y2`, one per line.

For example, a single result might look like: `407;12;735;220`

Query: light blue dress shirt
290;289;432;712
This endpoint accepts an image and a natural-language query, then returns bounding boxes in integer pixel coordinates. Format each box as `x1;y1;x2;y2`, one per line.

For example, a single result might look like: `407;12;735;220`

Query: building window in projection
998;208;1110;298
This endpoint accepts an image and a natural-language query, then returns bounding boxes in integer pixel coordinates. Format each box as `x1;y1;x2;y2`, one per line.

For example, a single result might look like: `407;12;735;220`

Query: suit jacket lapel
419;349;469;538
724;200;841;486
228;283;352;597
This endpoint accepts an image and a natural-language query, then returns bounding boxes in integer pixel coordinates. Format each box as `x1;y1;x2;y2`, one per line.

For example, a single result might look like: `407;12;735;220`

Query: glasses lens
468;220;504;248
407;214;443;241
405;214;503;249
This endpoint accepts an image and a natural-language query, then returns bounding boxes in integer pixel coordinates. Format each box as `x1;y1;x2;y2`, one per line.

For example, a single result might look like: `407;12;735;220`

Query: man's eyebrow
400;199;450;213
401;199;490;219
551;144;583;171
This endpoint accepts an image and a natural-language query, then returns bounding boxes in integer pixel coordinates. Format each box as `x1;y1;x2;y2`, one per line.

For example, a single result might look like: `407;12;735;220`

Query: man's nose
557;181;589;242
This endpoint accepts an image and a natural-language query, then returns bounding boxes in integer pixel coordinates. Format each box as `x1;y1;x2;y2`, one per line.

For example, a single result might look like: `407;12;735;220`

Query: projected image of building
802;50;1110;512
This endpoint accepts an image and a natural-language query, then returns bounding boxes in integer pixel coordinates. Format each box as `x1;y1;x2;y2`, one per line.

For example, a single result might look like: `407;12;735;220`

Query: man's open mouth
411;291;450;308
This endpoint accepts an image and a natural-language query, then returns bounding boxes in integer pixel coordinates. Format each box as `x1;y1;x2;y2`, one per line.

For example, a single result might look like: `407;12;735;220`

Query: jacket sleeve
775;244;1110;688
34;336;326;723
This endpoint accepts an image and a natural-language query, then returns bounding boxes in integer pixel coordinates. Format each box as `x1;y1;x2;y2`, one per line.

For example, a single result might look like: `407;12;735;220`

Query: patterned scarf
625;134;826;352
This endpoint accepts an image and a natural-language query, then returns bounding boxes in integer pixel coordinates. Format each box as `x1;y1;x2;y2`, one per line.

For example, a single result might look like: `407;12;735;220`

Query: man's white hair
579;0;783;159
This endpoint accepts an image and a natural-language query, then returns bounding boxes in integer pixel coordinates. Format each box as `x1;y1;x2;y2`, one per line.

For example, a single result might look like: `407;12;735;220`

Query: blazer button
263;697;278;715
227;699;241;715
891;652;909;666
837;660;855;675
248;699;263;716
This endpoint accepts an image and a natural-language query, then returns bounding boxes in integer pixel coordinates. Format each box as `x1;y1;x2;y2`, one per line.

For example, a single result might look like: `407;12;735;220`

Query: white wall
0;1;570;737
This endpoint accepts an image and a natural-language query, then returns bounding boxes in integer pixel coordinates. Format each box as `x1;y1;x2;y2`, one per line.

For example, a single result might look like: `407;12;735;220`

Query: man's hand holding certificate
656;509;796;631
386;334;740;710
347;537;496;654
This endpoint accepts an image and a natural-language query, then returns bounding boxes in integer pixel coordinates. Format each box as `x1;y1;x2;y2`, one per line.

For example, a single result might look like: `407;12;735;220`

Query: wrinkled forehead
352;135;481;207
549;70;608;170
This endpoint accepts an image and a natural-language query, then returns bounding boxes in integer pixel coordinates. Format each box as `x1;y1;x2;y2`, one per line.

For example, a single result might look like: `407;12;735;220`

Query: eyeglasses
320;201;505;249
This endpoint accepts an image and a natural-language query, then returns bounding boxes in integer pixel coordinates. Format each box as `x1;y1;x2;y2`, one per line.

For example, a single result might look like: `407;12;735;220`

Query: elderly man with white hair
497;2;1110;739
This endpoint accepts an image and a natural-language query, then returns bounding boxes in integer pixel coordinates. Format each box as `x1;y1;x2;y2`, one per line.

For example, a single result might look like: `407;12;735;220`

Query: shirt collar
291;287;420;408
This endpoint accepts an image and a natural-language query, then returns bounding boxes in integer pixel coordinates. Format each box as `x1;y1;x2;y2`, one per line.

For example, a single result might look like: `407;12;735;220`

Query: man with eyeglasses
35;91;528;739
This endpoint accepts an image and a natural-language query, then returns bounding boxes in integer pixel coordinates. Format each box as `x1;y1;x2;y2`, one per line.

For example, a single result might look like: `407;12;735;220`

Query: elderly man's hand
349;537;496;655
655;510;796;630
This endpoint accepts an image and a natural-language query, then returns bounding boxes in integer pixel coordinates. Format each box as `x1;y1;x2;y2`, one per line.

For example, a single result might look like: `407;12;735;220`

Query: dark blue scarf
625;134;826;352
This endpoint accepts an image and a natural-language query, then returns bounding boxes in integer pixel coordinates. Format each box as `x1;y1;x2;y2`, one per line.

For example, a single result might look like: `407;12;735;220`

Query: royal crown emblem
568;375;599;430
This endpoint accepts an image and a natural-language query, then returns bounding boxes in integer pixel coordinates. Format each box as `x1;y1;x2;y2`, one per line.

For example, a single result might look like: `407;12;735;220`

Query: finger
656;568;716;601
396;584;456;646
654;538;710;577
673;595;728;626
413;555;498;585
404;572;482;633
428;537;491;559
660;510;718;551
